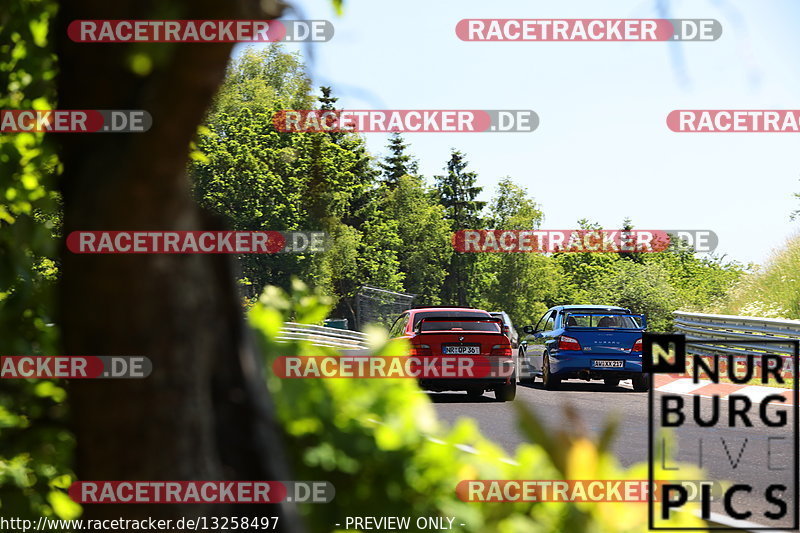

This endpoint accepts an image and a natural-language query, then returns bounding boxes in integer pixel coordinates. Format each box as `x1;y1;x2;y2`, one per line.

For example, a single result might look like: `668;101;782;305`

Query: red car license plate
442;345;480;355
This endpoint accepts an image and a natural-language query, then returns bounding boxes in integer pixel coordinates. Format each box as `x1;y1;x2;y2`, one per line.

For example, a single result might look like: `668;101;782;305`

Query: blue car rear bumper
550;351;643;378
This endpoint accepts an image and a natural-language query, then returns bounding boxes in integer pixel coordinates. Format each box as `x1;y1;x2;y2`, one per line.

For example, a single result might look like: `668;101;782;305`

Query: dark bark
55;1;301;528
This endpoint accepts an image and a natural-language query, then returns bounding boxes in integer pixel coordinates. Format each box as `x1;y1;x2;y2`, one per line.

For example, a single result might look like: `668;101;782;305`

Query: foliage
0;0;60;352
436;150;486;306
541;224;743;332
642;247;743;315
591;261;678;332
435;150;485;231
718;235;800;319
475;179;555;325
191;46;377;299
0;0;77;520
379;132;418;188
382;175;451;305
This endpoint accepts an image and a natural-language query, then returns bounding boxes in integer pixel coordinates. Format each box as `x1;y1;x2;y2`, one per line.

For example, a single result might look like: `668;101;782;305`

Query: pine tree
435;150;486;306
317;85;343;144
436;150;485;229
379;132;418;188
318;85;337;110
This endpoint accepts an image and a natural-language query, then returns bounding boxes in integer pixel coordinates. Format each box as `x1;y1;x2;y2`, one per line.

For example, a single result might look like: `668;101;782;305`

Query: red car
388;307;516;401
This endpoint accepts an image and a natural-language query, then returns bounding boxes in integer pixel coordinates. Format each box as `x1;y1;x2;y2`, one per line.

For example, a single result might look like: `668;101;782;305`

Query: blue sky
239;0;800;265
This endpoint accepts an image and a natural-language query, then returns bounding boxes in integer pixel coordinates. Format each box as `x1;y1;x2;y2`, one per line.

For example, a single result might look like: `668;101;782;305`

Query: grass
718;234;800;319
704;235;800;389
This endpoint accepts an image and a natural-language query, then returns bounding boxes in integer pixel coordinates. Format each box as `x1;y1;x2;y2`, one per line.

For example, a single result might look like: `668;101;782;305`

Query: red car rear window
412;311;500;332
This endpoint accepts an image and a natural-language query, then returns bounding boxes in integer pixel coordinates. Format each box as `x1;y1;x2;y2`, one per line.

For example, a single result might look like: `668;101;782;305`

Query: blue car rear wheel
542;356;560;390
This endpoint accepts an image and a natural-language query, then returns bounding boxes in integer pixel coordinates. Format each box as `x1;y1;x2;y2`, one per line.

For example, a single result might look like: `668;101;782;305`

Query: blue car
518;305;649;391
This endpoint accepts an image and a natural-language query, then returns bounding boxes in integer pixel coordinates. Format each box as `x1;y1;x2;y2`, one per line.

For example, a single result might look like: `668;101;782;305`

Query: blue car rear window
564;313;642;328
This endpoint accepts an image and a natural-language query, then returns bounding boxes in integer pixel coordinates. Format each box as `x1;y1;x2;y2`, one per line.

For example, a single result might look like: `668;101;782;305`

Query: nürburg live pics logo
645;333;799;530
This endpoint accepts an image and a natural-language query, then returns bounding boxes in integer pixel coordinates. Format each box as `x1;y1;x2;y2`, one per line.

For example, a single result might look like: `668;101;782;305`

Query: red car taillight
490;344;512;357
557;335;582;351
632;338;642;352
410;344;432;356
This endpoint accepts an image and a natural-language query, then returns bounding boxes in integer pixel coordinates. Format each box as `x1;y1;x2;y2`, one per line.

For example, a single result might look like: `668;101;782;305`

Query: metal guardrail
673;311;800;370
277;322;370;349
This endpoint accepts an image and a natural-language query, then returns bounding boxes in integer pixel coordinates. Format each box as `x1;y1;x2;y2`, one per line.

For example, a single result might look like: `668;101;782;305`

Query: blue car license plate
592;360;623;368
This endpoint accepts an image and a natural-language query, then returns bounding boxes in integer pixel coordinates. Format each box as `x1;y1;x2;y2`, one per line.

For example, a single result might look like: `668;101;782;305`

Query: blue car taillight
557;335;582;351
632;338;642;352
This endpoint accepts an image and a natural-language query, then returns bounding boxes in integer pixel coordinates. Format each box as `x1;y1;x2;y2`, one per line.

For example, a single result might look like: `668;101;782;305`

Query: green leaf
48;491;82;520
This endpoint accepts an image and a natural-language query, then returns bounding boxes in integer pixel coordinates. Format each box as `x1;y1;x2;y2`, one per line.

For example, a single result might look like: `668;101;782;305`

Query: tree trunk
55;1;301;528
